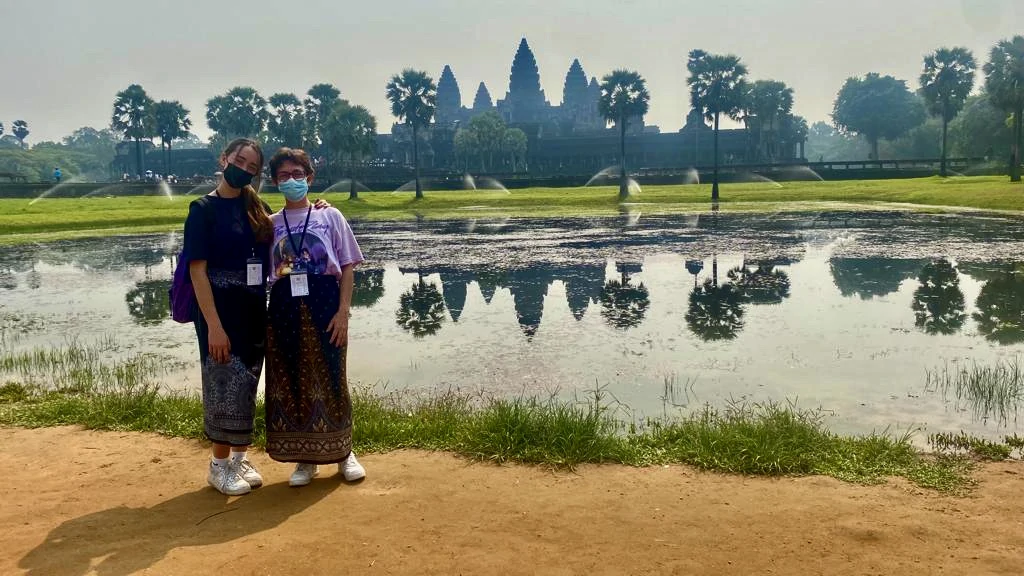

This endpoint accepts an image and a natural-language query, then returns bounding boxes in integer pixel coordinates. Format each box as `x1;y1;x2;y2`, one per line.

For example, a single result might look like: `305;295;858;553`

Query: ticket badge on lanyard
246;258;262;286
283;206;313;298
290;262;309;297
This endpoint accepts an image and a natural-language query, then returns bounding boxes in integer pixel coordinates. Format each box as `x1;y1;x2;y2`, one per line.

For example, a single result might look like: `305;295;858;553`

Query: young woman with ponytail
183;137;273;495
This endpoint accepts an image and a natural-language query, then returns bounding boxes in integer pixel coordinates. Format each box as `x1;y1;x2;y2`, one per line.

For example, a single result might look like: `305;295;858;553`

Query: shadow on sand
20;479;341;576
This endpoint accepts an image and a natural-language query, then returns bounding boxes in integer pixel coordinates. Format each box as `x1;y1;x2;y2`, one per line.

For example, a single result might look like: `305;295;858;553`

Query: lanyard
282;206;313;259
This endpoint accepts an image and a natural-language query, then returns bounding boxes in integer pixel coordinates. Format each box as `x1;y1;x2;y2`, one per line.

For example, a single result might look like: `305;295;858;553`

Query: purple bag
169;197;212;323
169;251;194;323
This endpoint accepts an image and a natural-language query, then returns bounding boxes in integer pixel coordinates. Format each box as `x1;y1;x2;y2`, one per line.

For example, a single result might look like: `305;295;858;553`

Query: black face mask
223;163;255;189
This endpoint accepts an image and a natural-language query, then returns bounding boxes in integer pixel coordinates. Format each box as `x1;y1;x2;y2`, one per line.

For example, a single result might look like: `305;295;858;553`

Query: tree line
3;35;1022;191
384;34;1023;200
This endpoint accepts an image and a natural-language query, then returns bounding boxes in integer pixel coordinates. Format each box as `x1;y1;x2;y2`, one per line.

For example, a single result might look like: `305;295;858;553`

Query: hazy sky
2;0;1022;144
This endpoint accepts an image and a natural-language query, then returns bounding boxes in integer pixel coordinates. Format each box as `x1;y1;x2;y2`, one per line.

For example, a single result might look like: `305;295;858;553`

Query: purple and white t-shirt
268;206;363;284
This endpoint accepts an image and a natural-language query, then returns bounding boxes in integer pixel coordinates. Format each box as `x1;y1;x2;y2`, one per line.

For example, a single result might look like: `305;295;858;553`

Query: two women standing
183;139;363;495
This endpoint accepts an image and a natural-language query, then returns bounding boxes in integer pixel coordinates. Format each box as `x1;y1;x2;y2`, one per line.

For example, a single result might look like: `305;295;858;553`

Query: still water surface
1;209;1022;439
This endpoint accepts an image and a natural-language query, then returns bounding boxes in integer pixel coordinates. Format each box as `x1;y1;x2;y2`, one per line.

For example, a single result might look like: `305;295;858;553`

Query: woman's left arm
327;263;354;347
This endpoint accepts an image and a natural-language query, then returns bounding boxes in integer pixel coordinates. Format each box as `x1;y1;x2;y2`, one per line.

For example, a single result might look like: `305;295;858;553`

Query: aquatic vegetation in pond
0;339;167;395
926;357;1024;425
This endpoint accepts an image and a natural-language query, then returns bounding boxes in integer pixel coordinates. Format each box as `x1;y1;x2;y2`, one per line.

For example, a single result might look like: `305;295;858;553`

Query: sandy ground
1;427;1023;576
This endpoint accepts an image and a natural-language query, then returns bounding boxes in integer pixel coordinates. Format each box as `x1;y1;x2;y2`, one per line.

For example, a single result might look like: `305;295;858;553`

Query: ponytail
242;184;273;242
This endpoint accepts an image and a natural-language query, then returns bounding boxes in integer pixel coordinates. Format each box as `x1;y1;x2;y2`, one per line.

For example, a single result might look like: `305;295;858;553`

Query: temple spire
562;59;589;108
436;65;462;124
472;82;493;110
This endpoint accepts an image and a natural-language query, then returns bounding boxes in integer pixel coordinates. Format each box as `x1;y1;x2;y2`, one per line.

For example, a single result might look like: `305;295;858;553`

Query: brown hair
268;147;316;182
221;138;272;242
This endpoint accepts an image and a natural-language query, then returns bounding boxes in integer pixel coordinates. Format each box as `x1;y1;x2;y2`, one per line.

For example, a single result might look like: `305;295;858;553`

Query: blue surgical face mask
278;177;309;202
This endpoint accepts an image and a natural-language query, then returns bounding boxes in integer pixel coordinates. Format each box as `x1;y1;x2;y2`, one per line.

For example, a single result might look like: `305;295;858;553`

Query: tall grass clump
460;394;624;467
926;357;1023;425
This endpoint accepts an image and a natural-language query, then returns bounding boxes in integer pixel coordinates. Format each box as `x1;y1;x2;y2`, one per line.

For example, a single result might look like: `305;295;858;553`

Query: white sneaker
234;458;263;489
208;462;251;496
289;463;319;487
341;452;366;482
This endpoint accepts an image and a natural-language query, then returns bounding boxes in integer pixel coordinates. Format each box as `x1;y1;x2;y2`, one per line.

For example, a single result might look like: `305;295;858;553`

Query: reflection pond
2;209;1024;440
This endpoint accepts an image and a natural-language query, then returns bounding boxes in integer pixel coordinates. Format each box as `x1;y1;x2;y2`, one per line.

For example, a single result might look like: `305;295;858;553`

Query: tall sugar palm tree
111;84;155;178
386;70;437;199
920;47;976;177
151;100;191;178
984;36;1024;182
687;50;749;200
597;70;650;200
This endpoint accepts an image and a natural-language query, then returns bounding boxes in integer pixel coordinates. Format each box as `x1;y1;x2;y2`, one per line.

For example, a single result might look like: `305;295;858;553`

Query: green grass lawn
1;176;1021;245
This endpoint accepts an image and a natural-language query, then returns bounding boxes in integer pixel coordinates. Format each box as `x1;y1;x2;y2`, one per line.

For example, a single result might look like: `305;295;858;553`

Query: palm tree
744;80;794;162
12;120;30;150
322;101;377;199
268;93;306;147
920;47;976;177
685;255;748;341
396;273;446;337
911;259;966;335
973;270;1024;344
599;263;651;329
779;114;809;159
125;279;171;326
727;261;791;305
111;85;155;178
687;50;749;200
984;36;1024;182
353;269;385;308
205;87;269;141
303;83;342;154
597;70;651;200
386;69;437;199
151;100;191;179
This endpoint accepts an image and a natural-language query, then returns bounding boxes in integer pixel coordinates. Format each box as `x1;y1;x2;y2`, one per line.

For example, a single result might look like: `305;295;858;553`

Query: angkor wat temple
434;39;610;134
377;38;805;178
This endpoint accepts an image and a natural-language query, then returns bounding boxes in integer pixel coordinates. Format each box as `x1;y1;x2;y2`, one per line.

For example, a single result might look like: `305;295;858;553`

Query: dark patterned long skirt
265;274;353;464
194;270;267;447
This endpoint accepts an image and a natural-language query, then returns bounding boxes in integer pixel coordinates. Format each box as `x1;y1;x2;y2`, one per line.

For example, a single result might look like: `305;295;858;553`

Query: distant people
263;147;366;487
53;167;62;183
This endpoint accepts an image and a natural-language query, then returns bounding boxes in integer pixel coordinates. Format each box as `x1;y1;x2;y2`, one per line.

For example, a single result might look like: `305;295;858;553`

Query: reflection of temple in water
555;264;606;321
505;267;558;337
437;269;475;322
403;263;608;336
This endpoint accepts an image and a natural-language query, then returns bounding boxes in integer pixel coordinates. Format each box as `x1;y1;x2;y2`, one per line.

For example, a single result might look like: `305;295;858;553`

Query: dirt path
1;426;1022;575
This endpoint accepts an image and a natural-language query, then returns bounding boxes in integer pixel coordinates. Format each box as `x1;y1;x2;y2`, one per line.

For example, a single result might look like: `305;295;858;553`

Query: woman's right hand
208;324;232;364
